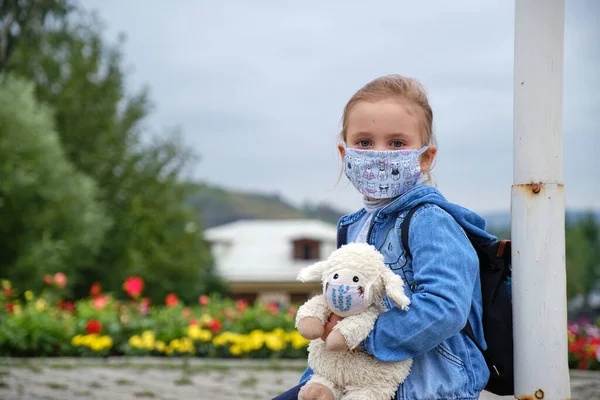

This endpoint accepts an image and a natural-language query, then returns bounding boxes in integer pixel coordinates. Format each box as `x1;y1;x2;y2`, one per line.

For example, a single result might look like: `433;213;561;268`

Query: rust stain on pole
513;183;564;197
535;389;544;399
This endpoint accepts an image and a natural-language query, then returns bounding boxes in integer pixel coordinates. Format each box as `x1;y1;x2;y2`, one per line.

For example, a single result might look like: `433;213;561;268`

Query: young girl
274;75;494;400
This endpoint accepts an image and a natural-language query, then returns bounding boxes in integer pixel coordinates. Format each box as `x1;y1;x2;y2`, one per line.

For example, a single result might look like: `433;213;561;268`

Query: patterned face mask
343;146;429;199
325;282;367;317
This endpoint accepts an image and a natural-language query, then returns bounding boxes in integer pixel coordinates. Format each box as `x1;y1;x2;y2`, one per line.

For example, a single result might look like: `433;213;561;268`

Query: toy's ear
297;261;328;283
381;269;410;311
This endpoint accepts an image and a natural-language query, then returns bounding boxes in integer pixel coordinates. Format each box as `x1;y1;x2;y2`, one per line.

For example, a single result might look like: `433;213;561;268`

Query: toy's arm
295;294;331;340
296;294;330;324
332;306;379;350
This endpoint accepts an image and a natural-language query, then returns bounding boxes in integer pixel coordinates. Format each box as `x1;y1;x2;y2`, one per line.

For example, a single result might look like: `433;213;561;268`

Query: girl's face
338;99;437;171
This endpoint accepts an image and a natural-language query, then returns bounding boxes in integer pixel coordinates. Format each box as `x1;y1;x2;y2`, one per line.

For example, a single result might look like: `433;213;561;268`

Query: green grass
135;391;156;398
116;378;134;385
45;382;68;390
240;375;258;388
173;376;193;385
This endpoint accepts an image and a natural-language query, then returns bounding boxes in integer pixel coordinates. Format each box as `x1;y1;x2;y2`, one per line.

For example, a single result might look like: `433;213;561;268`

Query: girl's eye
358;140;371;147
391;140;404;148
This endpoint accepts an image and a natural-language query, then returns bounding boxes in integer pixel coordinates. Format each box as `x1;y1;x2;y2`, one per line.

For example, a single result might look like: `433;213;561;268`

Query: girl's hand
320;313;344;341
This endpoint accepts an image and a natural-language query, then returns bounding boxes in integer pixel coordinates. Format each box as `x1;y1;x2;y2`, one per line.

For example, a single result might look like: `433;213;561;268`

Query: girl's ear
381;269;410;311
419;146;438;172
297;261;328;283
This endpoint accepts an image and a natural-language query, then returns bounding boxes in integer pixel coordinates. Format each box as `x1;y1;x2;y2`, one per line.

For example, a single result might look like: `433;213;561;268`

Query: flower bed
1;276;599;370
0;276;309;359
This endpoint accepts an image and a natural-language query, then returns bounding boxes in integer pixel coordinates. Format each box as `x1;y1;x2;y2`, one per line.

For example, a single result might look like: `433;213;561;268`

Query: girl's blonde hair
339;74;437;181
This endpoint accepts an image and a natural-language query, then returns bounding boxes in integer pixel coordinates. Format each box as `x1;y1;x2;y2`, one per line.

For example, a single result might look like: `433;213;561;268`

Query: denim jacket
300;184;495;400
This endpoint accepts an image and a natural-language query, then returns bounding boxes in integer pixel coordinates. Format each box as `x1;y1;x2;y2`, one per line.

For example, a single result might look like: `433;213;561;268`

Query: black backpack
401;204;514;396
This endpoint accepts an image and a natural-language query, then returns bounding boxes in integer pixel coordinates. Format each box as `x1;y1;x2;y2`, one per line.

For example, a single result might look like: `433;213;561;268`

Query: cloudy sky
83;0;598;215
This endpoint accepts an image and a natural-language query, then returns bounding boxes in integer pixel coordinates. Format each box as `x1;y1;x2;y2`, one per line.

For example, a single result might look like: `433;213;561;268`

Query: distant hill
483;209;600;234
185;183;344;228
186;183;599;232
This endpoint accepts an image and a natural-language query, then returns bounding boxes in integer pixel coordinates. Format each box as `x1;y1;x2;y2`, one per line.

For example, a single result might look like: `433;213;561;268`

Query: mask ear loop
416;145;429;156
363;270;384;305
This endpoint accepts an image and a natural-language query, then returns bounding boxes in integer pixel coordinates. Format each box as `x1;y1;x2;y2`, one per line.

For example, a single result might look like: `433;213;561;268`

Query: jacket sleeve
359;205;479;362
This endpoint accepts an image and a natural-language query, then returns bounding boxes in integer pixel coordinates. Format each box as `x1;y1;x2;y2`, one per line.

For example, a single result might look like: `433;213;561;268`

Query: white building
205;219;337;305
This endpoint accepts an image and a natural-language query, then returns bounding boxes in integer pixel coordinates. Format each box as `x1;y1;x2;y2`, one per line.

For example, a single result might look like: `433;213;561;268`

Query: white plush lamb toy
295;242;412;400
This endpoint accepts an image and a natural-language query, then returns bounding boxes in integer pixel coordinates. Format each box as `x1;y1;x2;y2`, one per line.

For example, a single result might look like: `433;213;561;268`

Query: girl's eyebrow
385;132;410;139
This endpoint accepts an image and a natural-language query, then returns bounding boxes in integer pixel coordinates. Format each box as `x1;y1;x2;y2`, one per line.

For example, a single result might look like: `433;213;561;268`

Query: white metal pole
512;0;570;399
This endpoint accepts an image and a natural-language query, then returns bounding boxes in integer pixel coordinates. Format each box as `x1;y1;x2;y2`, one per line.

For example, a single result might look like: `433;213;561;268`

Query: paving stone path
0;358;597;400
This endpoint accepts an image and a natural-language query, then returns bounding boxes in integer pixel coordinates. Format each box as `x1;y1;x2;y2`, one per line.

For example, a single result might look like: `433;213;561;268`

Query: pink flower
43;274;53;285
165;293;179;308
140;297;151;315
199;294;209;306
54;272;67;288
236;299;248;313
123;277;144;298
90;283;102;297
92;295;109;311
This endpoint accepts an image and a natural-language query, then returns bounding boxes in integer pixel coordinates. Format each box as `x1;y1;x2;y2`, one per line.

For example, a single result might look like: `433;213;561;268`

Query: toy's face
324;268;373;317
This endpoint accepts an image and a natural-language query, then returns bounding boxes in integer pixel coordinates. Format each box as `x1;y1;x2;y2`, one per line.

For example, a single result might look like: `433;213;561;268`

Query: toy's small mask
324;269;376;317
325;282;366;316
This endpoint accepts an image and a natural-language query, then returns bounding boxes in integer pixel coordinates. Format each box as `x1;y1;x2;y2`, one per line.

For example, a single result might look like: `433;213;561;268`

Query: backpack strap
400;203;427;260
400;204;500;377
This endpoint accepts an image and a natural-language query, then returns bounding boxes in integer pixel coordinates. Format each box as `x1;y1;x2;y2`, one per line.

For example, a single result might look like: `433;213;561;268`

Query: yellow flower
198;329;212;342
129;335;143;349
155;341;166;352
187;325;213;342
200;313;212;325
229;344;242;356
35;299;47;311
248;330;265;350
1;280;10;289
71;335;84;346
288;331;310;349
265;333;286;351
24;291;34;301
98;336;113;350
187;325;202;340
141;331;155;350
13;304;22;315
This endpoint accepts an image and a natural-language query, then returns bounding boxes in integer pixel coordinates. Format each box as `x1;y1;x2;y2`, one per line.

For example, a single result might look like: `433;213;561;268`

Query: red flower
90;283;102;297
86;319;102;335
43;274;53;285
92;295;109;311
123;276;144;298
236;299;248;313
182;307;191;318
54;272;67;288
199;294;209;306
57;300;76;313
207;319;222;333
3;287;11;297
4;303;14;313
266;302;279;315
189;318;198;326
165;293;179;308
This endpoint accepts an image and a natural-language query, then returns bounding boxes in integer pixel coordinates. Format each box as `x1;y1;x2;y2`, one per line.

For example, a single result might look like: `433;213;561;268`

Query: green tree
4;4;223;302
566;214;600;307
0;74;110;296
0;0;72;71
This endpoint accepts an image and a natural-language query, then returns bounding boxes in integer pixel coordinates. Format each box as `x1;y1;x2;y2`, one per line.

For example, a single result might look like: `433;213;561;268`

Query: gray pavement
0;358;597;400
